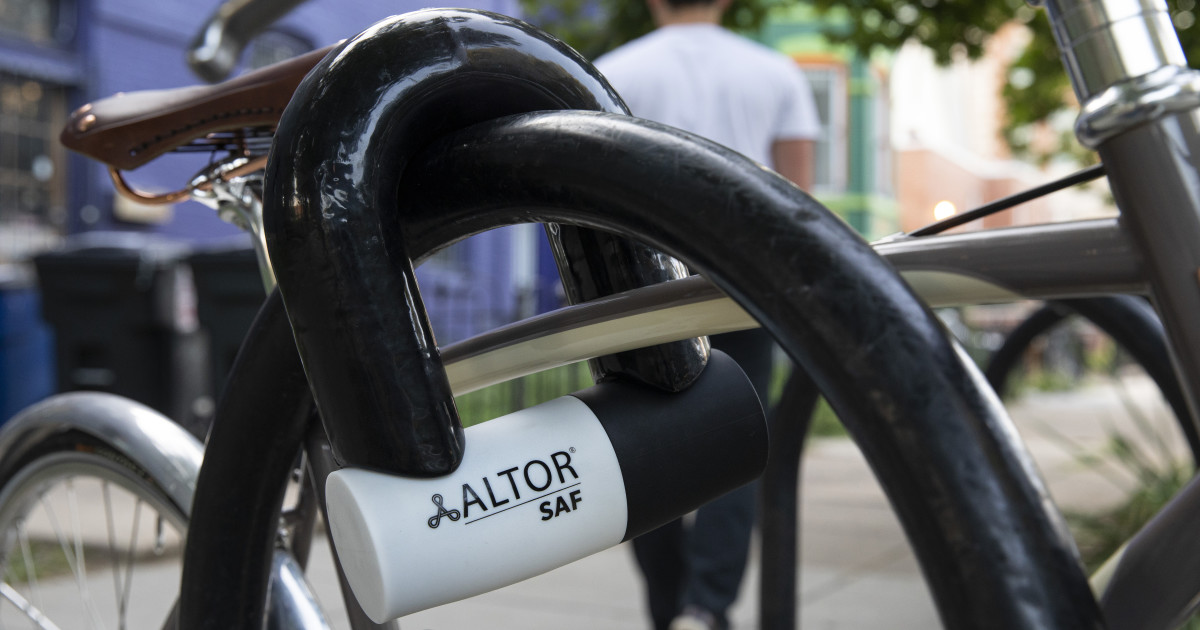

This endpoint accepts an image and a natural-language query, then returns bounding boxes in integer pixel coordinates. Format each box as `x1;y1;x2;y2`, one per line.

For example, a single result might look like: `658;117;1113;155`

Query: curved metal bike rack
984;296;1199;460
396;109;1102;628
183;10;1103;629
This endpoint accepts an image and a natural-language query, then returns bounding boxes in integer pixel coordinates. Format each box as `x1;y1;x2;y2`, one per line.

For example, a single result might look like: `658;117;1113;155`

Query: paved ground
8;374;1182;629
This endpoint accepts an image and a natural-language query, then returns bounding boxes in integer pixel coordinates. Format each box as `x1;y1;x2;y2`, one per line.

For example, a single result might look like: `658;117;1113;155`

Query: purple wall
2;0;569;347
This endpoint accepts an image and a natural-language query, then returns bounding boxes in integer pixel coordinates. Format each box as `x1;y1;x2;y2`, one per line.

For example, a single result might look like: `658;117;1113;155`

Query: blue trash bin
0;265;55;423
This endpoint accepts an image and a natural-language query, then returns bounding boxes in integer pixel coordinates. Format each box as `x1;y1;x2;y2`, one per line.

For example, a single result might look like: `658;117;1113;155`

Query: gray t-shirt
595;23;820;168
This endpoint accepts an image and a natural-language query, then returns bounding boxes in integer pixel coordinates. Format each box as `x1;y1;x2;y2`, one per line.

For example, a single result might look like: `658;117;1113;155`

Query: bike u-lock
263;9;759;622
262;9;1099;627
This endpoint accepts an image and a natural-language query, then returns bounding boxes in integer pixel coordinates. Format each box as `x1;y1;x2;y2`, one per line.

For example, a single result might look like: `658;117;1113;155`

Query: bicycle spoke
102;482;121;625
67;480;108;630
101;481;141;630
117;499;143;629
41;483;106;630
0;582;63;630
18;523;45;629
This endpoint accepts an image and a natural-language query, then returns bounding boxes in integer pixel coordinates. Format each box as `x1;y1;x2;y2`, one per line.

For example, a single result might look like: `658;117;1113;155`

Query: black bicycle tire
0;430;176;500
983;296;1200;462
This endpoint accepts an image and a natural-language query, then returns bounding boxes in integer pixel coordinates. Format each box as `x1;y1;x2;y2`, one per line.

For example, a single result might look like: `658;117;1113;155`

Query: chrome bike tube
439;222;1143;396
876;218;1145;301
1043;0;1200;425
1039;0;1200;626
187;0;310;82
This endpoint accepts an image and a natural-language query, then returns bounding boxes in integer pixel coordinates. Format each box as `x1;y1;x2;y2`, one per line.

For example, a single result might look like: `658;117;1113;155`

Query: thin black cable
908;163;1107;237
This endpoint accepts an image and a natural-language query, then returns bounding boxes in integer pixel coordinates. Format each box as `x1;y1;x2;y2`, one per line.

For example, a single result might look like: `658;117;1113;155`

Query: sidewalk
27;375;1180;629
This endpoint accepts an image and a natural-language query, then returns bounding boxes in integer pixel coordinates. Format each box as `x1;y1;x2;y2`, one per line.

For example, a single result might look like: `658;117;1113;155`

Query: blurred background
3;0;1200;626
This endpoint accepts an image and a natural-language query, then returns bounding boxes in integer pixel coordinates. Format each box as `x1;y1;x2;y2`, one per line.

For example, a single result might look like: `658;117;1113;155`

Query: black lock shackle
263;9;706;477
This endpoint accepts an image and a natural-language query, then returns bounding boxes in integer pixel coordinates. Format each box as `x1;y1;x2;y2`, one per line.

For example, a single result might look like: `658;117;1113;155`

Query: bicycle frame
442;217;1145;393
1043;0;1200;415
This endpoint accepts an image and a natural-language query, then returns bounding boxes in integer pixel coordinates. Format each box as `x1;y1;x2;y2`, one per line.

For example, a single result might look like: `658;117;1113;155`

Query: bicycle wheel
0;393;198;628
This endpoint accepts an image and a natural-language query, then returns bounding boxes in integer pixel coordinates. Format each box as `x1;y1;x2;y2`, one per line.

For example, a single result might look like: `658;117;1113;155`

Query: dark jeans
632;328;775;630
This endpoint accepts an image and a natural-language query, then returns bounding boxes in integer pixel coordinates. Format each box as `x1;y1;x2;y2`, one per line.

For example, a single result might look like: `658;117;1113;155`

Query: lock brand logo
426;448;582;529
426;494;461;528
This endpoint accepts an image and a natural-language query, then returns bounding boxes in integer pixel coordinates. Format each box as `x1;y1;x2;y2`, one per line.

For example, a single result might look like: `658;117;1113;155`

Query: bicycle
11;0;1200;627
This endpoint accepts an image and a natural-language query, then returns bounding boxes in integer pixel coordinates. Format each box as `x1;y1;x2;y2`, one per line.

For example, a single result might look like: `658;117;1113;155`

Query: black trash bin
188;241;267;399
33;232;210;437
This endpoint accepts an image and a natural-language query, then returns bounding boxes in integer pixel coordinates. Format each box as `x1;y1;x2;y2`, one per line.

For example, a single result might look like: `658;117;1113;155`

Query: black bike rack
182;10;1103;629
984;296;1199;461
752;293;1200;629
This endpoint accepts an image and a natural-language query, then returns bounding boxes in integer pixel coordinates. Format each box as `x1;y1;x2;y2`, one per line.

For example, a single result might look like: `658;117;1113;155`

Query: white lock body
326;396;627;621
326;349;767;623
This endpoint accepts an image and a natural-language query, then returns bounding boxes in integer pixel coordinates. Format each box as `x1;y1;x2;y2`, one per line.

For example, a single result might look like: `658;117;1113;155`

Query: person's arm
771;138;815;191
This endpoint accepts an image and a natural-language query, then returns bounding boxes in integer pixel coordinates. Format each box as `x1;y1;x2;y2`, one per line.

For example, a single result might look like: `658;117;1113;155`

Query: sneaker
668;606;719;630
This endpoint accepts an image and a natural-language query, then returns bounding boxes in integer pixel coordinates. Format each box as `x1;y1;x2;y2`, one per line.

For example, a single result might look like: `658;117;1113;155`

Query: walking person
595;2;820;628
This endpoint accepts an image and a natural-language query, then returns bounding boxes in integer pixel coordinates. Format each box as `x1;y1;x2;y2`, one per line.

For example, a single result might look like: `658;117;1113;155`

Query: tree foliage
809;0;1033;64
518;0;783;60
1002;2;1200;162
527;0;1200;162
808;0;1200;162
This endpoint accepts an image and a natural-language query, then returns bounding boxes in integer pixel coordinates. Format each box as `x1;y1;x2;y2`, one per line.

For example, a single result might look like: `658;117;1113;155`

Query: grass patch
3;540;72;582
461;359;845;439
1033;375;1200;626
1071;461;1191;573
766;360;846;440
456;358;853;439
807;398;845;438
455;362;594;427
1065;380;1193;572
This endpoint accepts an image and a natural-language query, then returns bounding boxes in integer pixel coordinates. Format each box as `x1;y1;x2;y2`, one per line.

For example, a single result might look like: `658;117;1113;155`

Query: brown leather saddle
62;45;332;171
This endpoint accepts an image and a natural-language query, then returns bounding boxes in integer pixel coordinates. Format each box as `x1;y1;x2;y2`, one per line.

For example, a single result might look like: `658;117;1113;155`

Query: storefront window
246;29;313;70
0;72;67;261
799;65;847;194
0;0;66;45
